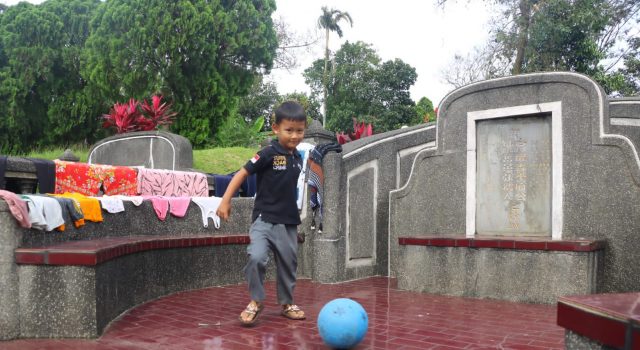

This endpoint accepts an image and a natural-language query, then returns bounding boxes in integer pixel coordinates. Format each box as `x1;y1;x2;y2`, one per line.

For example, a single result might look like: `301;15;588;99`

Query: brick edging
398;235;605;252
15;234;250;266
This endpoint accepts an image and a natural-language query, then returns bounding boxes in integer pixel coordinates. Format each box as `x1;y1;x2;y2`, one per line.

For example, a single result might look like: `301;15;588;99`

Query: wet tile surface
0;277;563;349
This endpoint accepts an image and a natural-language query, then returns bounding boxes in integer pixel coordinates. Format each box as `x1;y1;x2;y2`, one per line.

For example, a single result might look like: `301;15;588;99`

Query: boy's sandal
281;304;306;320
239;302;263;326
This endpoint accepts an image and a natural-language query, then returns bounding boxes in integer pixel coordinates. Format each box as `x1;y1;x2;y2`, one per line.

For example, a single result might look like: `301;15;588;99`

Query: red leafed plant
102;98;142;134
102;95;177;134
140;95;178;129
336;118;374;144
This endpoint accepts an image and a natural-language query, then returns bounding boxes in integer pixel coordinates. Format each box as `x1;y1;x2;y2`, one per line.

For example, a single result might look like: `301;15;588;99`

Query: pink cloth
168;197;191;217
0;190;31;228
142;196;169;221
137;169;208;197
142;196;191;220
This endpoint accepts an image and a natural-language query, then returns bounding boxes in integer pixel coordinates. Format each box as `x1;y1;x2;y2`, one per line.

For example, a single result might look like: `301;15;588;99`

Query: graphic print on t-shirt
273;155;287;170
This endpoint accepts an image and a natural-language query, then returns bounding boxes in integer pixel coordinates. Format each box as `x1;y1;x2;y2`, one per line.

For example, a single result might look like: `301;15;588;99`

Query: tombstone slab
88;131;193;170
475;115;552;236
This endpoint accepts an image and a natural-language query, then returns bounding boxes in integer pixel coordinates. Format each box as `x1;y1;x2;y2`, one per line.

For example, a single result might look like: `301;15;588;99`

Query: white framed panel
466;102;563;239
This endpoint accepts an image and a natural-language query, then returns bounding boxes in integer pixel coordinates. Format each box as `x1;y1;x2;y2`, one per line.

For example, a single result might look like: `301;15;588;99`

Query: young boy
216;101;307;326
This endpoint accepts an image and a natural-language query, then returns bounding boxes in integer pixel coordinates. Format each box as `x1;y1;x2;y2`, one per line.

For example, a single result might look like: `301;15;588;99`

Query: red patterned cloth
54;160;138;196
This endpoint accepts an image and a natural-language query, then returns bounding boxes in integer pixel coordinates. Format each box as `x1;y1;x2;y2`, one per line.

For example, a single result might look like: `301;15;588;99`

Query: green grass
21;145;258;175
193;147;258;174
22;147;90;163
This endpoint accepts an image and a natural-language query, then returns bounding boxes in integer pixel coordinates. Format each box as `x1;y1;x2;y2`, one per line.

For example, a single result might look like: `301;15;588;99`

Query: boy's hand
217;201;231;221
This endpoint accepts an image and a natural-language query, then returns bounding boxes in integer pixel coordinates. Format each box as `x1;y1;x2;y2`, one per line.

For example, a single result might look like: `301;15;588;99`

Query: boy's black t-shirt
244;139;303;225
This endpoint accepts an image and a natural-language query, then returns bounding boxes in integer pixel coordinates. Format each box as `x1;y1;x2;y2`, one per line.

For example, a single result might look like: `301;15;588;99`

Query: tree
618;37;640;94
416;97;436;122
317;6;352;126
440;44;511;88
237;76;321;130
237;76;281;126
280;91;322;122
272;16;319;71
82;0;279;147
440;0;640;95
375;59;421;129
304;41;419;133
0;0;101;153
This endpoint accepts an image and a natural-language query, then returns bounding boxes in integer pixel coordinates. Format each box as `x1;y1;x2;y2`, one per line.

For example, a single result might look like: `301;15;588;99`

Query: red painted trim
398;235;604;252
15;234;250;266
557;301;627;349
15;250;46;264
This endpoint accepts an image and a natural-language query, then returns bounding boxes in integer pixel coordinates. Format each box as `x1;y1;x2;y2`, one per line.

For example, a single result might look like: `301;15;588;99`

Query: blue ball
317;298;368;349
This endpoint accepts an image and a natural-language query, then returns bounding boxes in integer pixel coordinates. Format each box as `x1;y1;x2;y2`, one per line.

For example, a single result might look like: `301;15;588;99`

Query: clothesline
0;189;223;232
1;141;342;233
56;160;210;197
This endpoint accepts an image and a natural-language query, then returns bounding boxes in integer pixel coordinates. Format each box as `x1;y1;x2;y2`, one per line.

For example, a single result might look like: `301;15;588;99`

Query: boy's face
272;119;306;152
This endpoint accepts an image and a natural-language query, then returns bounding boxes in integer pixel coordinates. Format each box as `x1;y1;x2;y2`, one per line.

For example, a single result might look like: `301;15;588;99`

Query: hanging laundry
101;165;138;195
307;142;343;232
137;168;208;197
212;172;257;198
21;195;65;231
213;174;234;196
47;196;85;230
295;142;315;210
191;197;222;229
142;195;170;221
28;158;55;194
52;192;103;223
114;195;144;206
54;160;138;196
0;189;31;228
167;197;191;218
96;195;125;214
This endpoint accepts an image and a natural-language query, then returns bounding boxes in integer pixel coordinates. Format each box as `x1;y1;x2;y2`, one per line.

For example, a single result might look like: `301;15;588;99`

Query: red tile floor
0;277;563;350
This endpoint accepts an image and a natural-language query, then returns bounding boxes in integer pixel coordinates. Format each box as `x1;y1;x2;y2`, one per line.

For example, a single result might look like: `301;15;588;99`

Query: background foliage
441;0;640;96
304;41;421;133
0;0;102;153
83;0;278;148
0;0;279;153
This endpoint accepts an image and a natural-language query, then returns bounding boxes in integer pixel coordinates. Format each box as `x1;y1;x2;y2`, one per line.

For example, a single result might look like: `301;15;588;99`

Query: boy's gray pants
244;216;298;304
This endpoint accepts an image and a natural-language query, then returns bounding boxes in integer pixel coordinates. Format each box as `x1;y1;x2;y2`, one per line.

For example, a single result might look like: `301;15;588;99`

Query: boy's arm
216;167;250;221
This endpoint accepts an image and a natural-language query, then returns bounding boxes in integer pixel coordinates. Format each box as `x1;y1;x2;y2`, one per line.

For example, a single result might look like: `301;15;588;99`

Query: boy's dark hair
274;101;306;124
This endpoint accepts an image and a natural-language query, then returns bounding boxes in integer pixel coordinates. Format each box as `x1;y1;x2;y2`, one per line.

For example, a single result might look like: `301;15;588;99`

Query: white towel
96;196;125;213
22;195;65;231
114;195;144;206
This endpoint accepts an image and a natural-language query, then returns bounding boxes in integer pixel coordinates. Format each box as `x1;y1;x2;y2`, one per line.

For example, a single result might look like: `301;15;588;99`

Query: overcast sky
0;0;491;105
270;1;492;105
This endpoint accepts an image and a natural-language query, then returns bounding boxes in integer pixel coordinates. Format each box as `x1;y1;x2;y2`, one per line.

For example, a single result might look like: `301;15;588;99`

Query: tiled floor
0;277;563;349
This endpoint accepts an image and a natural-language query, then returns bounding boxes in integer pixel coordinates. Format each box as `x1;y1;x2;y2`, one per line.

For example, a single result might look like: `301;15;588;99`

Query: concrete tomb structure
2;72;639;343
87;130;193;170
390;72;639;304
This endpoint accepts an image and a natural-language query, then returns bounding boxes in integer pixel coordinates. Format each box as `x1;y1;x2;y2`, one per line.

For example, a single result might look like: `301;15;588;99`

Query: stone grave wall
390;72;640;294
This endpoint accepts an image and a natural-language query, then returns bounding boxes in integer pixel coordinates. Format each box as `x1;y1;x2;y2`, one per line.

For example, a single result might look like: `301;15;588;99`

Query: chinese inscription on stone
476;115;552;236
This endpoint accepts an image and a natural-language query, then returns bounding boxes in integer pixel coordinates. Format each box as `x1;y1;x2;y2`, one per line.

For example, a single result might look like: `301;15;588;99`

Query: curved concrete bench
14;234;252;338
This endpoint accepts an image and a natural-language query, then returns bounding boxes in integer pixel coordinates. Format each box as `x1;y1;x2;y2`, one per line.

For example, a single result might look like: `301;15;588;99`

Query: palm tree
317;6;353;127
